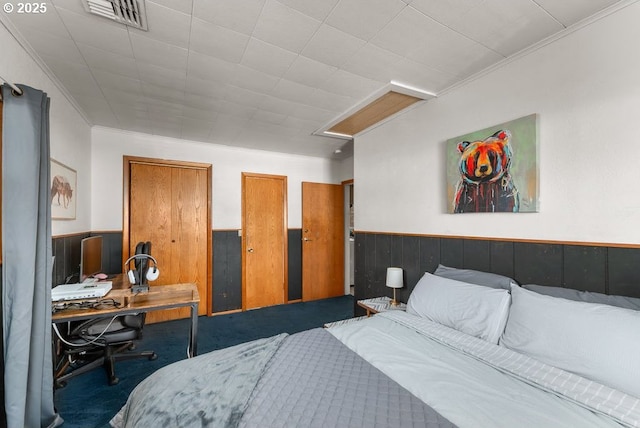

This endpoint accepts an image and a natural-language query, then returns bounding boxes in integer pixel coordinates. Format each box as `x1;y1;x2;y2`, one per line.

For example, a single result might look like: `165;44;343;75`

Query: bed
110;267;640;428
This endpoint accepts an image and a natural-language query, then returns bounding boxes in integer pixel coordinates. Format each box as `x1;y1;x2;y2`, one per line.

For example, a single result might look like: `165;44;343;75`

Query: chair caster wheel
55;381;67;389
109;377;119;386
149;353;158;361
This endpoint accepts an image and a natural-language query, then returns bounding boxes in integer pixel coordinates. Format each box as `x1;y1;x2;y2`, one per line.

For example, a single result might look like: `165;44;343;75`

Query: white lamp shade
386;267;403;289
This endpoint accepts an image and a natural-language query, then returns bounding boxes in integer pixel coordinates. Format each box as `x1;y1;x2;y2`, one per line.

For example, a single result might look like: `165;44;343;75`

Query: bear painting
453;130;519;213
446;114;539;214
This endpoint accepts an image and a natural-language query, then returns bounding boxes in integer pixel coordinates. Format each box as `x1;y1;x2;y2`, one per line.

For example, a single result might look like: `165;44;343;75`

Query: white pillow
502;285;640;398
406;272;511;344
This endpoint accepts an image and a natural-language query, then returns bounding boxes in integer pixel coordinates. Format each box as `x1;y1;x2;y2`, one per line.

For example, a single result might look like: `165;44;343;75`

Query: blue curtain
2;85;62;427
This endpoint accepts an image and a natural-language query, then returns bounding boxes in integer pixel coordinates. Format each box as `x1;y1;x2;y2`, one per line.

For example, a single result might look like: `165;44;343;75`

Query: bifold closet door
241;173;288;310
126;157;211;322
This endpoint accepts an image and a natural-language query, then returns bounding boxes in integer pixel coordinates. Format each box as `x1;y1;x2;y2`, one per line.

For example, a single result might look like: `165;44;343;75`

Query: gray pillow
407;272;511;344
502;285;640;398
433;264;517;290
523;284;640;311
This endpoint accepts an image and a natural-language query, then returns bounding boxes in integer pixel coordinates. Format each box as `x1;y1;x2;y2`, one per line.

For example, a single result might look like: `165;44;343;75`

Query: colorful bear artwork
453;130;519;213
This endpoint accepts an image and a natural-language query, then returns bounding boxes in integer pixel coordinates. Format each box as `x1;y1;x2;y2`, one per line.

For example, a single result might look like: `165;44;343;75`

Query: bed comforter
111;312;640;428
110;327;455;428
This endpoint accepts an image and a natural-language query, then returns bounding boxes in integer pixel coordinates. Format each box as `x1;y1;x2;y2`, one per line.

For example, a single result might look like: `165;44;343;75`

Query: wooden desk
52;283;200;357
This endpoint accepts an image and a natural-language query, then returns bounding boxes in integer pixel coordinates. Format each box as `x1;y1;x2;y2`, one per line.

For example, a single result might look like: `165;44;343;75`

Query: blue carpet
54;295;354;428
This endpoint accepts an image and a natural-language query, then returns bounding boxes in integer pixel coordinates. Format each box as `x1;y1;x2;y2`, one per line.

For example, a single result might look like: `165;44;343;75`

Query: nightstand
357;296;407;317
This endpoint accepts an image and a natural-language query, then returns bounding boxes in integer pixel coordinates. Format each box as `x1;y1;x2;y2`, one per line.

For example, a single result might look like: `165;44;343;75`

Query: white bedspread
328;311;640;428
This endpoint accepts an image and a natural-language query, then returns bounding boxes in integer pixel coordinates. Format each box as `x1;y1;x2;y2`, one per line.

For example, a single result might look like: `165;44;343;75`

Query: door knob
303;238;313;242
247;248;254;252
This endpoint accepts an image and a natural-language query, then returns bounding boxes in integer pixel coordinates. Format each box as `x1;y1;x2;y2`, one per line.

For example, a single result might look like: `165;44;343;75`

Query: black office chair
55;313;157;387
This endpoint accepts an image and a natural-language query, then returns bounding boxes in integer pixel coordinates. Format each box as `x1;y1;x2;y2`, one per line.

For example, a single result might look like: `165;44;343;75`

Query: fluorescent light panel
315;82;436;139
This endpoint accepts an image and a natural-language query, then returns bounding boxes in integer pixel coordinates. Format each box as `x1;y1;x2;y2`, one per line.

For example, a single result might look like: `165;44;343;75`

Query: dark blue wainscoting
354;232;640;315
53;229;305;314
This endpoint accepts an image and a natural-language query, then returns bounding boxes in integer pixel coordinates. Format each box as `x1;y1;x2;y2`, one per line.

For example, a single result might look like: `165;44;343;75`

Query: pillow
501;285;640;398
406;272;511;344
433;264;517;290
522;284;640;311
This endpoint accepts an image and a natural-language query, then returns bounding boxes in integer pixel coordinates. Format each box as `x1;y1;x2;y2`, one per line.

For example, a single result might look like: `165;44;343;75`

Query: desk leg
189;303;198;357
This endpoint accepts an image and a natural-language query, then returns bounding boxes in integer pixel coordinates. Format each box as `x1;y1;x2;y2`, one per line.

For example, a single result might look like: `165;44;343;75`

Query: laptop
51;281;113;301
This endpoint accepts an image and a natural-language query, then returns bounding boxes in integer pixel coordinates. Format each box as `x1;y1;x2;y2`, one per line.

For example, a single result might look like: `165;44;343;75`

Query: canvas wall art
51;159;76;220
446;114;539;213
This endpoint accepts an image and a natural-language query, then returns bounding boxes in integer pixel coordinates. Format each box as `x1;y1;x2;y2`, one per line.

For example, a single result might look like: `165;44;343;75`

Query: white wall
1;24;92;236
354;3;640;245
91;127;344;230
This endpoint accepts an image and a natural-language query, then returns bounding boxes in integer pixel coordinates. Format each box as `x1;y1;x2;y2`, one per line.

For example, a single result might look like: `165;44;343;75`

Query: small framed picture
50;159;76;220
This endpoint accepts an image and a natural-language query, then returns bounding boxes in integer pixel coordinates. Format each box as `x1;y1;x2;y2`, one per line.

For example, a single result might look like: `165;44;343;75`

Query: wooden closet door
242;173;288;310
126;157;211;322
302;182;344;301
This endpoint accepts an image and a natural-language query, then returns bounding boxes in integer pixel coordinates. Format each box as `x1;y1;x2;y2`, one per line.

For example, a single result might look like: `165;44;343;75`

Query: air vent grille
82;0;148;31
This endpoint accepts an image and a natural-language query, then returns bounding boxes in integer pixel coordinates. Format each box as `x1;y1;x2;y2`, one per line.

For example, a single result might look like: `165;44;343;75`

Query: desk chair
55;313;157;387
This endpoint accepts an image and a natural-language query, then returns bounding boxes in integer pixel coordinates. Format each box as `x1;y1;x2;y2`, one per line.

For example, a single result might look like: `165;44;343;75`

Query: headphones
124;241;160;287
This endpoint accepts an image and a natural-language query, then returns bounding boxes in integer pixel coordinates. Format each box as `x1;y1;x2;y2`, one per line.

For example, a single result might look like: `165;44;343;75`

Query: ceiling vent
82;0;148;31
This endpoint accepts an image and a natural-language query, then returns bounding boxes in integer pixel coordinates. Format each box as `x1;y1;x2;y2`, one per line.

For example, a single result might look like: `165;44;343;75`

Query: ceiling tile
141;82;185;104
240;38;298;78
534;0;620;27
130;33;189;72
181;118;216;142
129;1;191;48
182;105;218;121
326;0;407;41
217;100;257;119
77;44;140;79
148;0;194;15
252;109;288;125
187;51;237;82
92;69;143;93
276;0;340;21
16;28;85;63
302;24;366;68
183;92;224;110
340;44;405;82
283;55;337;88
193;0;265;35
252;0;322;53
231;65;280;93
189;18;250;63
39;54;103;98
259;96;299;117
137;62;187;89
184;76;228;99
371;6;503;76
56;7;134;57
409;0;564;56
390;58;457;93
7;3;70;38
308;89;356;112
270;79;316;104
51;0;87;15
224;86;267;108
316;69;384;99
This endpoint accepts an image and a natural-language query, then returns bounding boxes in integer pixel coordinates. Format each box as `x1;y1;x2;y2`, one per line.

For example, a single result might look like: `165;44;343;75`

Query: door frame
342;179;354;295
241;172;288;310
123;155;213;315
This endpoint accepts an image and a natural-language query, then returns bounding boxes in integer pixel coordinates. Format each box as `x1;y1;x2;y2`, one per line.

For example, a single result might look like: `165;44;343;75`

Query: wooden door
302;182;344;301
125;157;211;322
242;173;287;310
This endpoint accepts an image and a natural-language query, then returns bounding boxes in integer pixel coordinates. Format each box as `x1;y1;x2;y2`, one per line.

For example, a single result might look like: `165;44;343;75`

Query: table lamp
386;267;403;306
